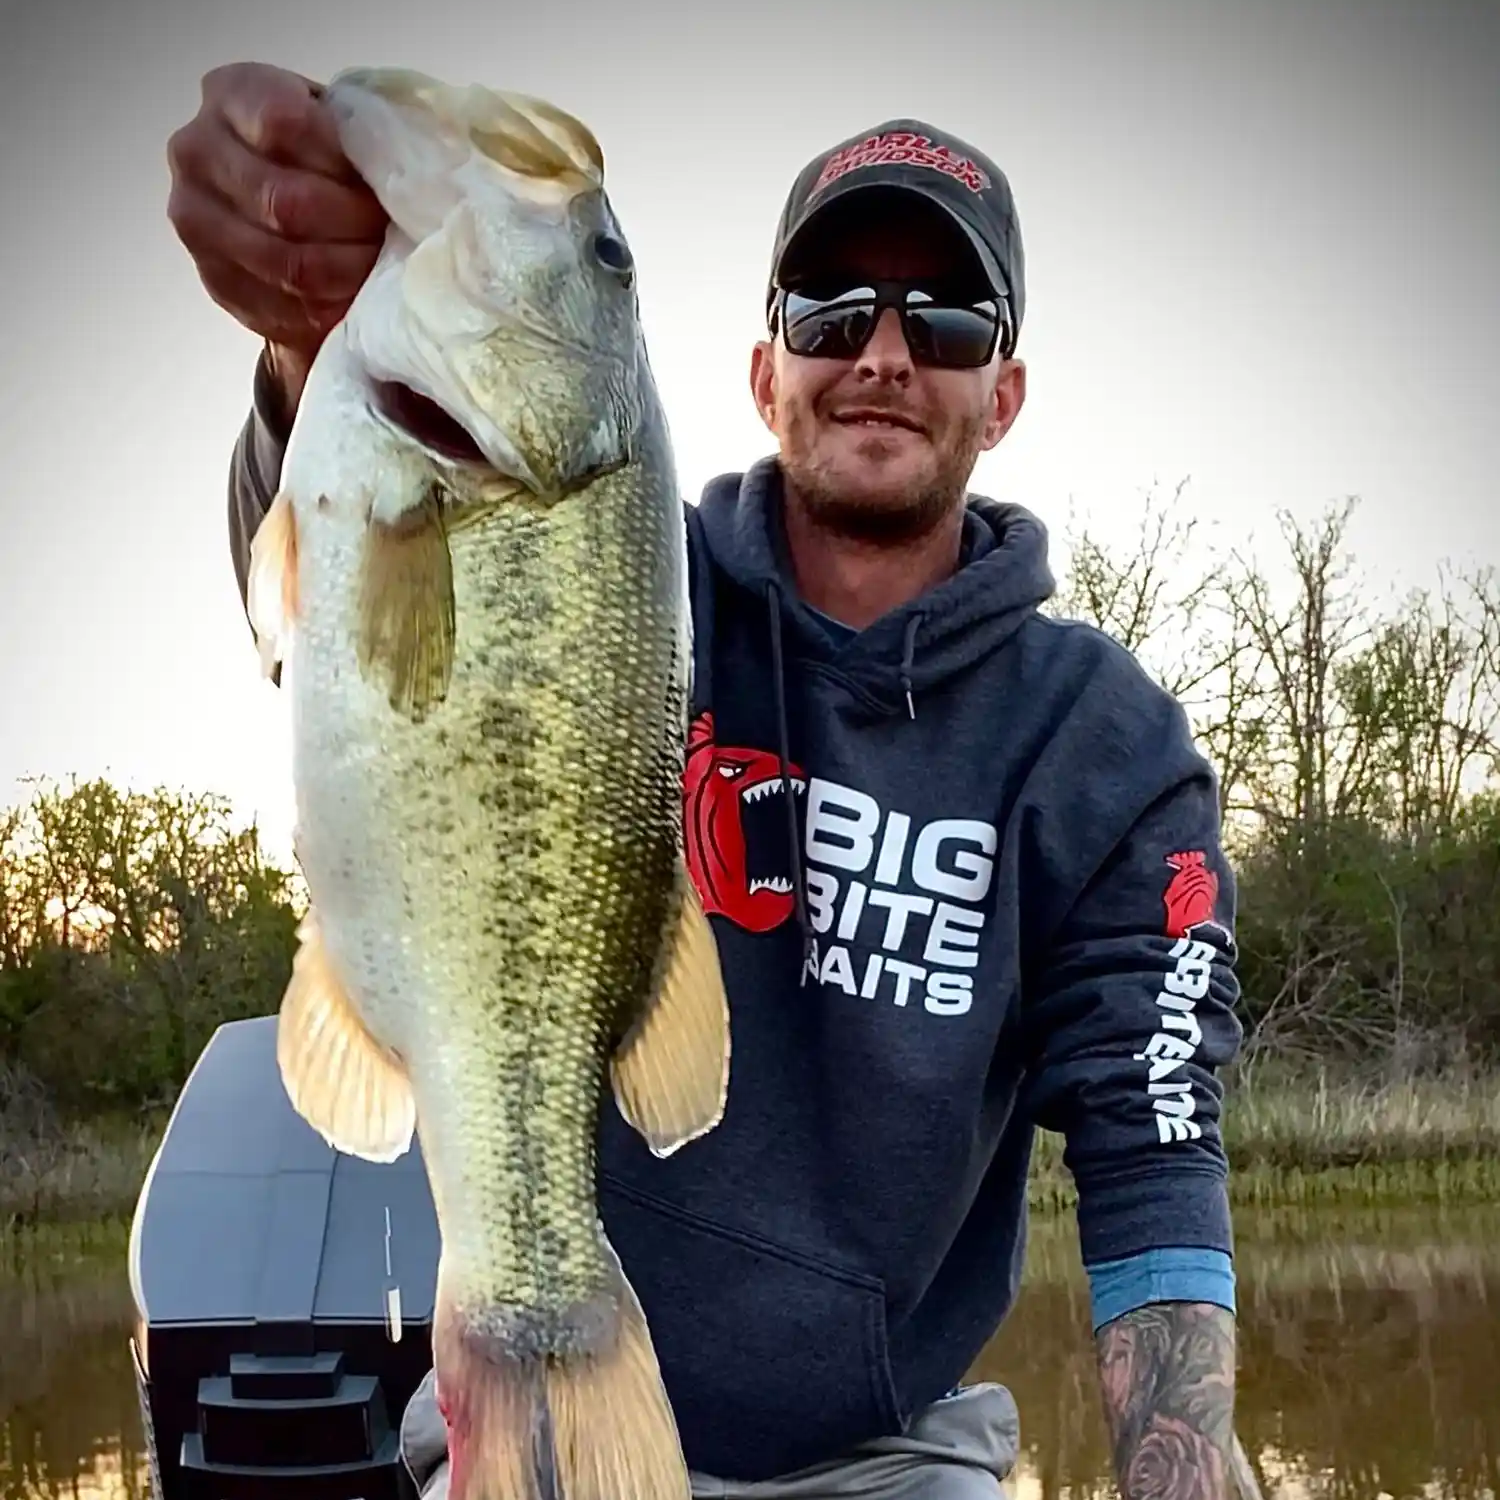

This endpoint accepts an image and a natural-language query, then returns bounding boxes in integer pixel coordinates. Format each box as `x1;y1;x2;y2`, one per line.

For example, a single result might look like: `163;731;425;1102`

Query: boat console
128;1015;440;1499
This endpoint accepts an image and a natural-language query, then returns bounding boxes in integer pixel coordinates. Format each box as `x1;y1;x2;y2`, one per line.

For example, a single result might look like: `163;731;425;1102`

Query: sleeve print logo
1138;852;1229;1146
812;132;992;196
1161;849;1232;948
682;710;807;934
1161;850;1218;939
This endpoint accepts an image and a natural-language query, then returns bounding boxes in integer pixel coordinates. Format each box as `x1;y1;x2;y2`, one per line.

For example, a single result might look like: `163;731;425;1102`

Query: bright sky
2;0;1496;866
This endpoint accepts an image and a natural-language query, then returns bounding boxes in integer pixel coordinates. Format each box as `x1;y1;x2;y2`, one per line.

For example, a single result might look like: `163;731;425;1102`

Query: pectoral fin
357;485;456;721
276;910;416;1162
247;490;299;678
610;865;730;1157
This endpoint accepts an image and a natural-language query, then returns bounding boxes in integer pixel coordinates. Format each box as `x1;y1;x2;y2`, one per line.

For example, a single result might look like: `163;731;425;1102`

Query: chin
792;463;949;542
825;450;931;501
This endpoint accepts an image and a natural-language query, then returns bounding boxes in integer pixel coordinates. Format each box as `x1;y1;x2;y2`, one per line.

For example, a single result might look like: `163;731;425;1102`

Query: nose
854;306;913;384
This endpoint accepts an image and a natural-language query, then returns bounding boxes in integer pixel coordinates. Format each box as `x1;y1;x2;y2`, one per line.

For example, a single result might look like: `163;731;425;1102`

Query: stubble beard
780;406;990;544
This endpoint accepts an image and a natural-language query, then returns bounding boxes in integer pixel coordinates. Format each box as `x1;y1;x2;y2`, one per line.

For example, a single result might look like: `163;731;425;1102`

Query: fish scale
322;468;688;1307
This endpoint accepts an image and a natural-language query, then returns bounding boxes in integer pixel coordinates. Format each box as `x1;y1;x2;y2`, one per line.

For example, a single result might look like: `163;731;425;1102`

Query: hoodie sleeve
227;348;292;622
1020;638;1244;1299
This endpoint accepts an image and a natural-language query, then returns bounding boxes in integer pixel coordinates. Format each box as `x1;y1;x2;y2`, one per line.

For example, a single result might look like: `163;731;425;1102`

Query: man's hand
166;62;389;428
1096;1301;1238;1499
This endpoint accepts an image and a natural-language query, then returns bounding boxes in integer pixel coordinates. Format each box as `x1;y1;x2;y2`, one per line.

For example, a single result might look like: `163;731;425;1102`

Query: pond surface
2;1205;1497;1499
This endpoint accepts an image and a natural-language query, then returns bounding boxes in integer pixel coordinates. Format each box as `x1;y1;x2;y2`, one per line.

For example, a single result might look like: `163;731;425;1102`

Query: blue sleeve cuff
1085;1247;1236;1333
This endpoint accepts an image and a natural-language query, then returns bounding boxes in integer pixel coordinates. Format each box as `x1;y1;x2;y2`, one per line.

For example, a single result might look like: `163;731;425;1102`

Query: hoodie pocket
597;1172;904;1481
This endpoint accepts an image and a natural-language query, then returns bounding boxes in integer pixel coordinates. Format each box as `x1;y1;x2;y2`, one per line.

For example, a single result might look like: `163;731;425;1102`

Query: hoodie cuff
251;344;295;459
1074;1164;1234;1270
227;348;292;620
237;345;291;526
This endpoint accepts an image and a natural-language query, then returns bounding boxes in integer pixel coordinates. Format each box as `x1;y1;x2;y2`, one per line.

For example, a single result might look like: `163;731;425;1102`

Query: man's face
750;193;1026;542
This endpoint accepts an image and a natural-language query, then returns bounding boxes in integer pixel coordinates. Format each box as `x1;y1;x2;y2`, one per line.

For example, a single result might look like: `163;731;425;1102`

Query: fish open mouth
739;770;807;897
370;380;490;466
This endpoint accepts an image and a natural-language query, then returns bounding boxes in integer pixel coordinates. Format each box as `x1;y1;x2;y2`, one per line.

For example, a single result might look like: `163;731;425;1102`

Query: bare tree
1054;484;1500;1068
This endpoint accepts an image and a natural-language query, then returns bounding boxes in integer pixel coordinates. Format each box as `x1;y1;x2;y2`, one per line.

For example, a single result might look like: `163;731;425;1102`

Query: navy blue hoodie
227;358;1243;1481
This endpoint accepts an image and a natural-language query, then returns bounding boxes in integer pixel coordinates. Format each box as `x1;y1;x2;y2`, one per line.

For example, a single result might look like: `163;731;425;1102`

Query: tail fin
434;1245;690;1500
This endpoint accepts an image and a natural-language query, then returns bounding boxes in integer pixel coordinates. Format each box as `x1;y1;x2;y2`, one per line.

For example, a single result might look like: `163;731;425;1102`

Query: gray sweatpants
397;1369;1021;1499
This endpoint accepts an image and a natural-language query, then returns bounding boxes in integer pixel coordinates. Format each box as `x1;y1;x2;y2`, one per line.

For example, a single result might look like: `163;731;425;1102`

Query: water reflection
0;1234;151;1500
2;1207;1497;1499
976;1205;1500;1499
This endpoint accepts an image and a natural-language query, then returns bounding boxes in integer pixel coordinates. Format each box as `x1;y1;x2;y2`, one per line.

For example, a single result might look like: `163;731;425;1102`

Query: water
2;1205;1497;1499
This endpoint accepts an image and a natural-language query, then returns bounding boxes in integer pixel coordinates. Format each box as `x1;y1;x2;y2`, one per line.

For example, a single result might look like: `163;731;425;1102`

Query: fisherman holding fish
167;62;1246;1500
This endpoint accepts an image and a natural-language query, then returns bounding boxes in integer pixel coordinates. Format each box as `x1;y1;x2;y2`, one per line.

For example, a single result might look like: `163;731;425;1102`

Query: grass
1026;1063;1500;1213
4;1068;1500;1237
0;1214;132;1280
1;1112;162;1235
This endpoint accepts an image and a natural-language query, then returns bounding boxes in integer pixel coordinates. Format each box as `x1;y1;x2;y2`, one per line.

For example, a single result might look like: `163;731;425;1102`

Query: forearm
1095;1300;1238;1500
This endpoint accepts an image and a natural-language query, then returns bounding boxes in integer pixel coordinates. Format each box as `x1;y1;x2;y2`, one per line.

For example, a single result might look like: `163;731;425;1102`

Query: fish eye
593;231;634;283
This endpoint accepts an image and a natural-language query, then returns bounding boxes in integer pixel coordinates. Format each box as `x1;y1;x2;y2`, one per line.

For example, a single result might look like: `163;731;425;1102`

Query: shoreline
6;1067;1500;1239
1029;1064;1500;1212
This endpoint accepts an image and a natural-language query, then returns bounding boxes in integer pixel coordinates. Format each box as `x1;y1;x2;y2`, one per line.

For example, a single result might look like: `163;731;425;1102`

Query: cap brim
771;177;1010;308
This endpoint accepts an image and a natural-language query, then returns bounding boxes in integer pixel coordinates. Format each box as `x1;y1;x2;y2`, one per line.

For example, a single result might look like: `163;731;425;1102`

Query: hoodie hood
694;456;1056;718
691;455;1057;975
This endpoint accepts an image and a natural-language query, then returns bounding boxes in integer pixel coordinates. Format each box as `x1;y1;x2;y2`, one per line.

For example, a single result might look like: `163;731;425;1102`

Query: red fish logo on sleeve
1161;851;1226;942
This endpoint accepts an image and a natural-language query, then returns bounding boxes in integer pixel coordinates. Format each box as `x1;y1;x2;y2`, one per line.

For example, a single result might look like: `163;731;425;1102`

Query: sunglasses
771;277;1012;369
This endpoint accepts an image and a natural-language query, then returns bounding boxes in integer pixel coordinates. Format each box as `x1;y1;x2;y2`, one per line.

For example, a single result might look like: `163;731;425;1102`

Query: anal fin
610;864;730;1158
276;909;416;1162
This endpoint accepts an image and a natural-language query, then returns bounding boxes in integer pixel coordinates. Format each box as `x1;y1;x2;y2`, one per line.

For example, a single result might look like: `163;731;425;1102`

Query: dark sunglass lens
782;288;878;358
904;302;1000;366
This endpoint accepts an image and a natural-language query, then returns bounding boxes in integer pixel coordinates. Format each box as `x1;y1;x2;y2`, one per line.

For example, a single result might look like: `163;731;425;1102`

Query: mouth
829;407;925;436
739;773;807;896
370;381;489;466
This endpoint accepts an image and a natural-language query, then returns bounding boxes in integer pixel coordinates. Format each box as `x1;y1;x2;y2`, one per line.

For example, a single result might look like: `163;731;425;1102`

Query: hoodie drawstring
765;581;816;980
899;612;923;721
762;584;926;982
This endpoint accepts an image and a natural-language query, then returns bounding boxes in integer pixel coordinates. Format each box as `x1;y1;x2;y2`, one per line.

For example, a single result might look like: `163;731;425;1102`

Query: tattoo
1095;1301;1237;1500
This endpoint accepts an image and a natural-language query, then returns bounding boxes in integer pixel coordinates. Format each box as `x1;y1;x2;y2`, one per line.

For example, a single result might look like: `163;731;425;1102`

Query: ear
979;357;1027;451
749;338;778;434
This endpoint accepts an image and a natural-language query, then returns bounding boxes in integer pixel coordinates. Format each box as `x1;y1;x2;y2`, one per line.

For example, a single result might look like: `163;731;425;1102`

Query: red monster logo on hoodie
683;710;806;933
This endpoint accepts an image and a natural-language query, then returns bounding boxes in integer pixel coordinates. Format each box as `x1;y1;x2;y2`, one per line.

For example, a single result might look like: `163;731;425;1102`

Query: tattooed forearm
1095;1301;1237;1500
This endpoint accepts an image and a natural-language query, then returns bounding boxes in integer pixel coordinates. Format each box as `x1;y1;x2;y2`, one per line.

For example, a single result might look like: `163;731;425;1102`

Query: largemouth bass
245;67;731;1500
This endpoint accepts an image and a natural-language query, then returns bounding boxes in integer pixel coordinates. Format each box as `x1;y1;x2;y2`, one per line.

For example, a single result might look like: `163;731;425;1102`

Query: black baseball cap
766;118;1026;354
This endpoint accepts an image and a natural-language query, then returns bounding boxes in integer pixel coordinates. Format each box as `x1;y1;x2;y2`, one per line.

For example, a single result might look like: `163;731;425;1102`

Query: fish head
323;68;648;499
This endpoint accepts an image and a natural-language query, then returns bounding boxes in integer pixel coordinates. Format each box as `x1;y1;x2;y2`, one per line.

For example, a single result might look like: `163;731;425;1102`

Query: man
167;63;1245;1500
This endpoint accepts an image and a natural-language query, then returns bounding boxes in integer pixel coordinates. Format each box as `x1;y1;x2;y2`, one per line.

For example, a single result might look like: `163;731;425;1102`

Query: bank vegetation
4;485;1498;1228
